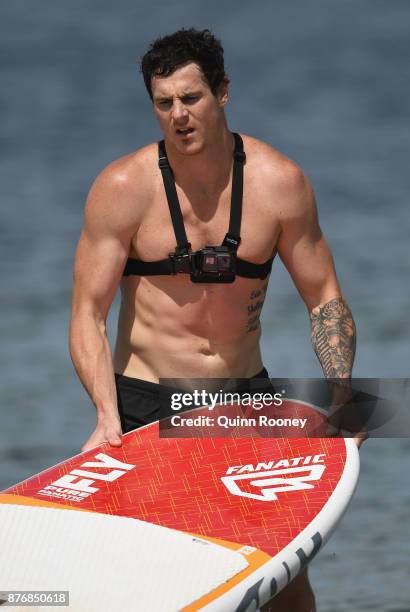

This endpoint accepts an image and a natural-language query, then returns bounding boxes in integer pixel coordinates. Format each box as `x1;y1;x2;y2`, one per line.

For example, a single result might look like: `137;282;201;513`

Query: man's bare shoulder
88;143;158;203
242;134;314;219
84;143;159;229
242;134;308;188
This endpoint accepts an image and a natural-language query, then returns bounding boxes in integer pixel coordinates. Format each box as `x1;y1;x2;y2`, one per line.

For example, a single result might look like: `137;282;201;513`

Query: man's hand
81;414;123;452
353;431;368;449
326;382;368;450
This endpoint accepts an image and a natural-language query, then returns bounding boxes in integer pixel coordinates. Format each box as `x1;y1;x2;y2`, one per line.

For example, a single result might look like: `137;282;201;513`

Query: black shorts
115;368;271;434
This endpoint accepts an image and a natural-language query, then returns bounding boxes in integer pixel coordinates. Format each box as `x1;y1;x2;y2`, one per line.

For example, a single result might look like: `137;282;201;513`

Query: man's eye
182;96;198;103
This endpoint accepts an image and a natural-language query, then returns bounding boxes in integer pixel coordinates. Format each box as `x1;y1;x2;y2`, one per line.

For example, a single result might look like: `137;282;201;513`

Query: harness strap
123;254;275;279
158;140;191;253
222;132;245;252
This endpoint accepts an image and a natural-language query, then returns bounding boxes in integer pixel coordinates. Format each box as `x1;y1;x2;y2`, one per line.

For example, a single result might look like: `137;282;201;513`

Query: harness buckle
233;150;246;163
158;156;170;170
169;246;192;274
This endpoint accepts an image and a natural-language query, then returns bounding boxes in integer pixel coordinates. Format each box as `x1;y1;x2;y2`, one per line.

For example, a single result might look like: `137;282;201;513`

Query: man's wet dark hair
140;28;228;100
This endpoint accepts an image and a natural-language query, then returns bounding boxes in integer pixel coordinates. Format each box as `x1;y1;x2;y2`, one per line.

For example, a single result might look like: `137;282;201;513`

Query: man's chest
131;181;280;264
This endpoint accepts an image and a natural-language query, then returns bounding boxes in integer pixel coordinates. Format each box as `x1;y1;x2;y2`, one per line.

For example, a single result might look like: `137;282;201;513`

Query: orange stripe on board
0;494;92;512
183;533;271;611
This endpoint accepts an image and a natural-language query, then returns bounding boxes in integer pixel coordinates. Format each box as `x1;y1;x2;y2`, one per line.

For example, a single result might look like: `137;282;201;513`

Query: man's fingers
107;434;123;447
326;423;341;437
81;419;123;452
354;430;369;449
106;421;123;447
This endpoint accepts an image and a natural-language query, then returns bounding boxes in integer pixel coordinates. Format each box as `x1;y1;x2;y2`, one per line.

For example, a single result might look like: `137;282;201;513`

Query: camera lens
218;255;231;269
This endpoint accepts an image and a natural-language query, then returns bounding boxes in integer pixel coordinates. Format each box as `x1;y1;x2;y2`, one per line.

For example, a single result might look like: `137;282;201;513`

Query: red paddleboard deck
0;400;359;611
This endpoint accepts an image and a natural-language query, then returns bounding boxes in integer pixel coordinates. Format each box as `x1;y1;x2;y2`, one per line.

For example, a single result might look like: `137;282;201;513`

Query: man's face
151;62;228;155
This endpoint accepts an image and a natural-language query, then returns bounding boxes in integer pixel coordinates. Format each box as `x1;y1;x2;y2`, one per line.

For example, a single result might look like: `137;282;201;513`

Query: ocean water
1;1;409;610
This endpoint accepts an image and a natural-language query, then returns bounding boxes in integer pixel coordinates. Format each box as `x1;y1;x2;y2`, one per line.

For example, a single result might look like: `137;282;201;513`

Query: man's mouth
176;127;195;136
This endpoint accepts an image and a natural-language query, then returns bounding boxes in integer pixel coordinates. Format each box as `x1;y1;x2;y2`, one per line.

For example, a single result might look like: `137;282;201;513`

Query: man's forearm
69;313;119;417
310;296;356;378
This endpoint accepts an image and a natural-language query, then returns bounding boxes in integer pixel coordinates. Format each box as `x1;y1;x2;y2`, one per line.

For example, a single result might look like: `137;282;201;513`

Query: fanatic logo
221;454;326;501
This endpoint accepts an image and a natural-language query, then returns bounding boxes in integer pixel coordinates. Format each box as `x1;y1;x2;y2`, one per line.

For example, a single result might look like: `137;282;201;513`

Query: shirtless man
69;28;357;612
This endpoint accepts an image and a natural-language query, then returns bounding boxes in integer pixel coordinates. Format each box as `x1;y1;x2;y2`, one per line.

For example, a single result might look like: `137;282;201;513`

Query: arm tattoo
310;297;356;378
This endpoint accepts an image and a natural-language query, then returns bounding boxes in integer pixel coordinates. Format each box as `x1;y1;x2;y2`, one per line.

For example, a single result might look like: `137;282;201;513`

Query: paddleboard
0;399;359;611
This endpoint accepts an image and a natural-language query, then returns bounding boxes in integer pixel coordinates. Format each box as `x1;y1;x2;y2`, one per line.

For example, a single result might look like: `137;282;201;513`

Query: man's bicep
71;164;140;320
279;231;341;310
277;175;341;310
72;228;129;320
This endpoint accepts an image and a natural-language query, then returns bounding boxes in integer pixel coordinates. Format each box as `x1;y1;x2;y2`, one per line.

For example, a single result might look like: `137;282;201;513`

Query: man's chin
173;138;205;157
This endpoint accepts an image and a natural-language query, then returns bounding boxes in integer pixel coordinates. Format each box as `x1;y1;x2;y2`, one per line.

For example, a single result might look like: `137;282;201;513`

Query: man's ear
217;76;230;107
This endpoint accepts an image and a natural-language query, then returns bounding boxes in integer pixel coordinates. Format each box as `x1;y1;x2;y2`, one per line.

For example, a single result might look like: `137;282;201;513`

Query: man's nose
172;100;188;122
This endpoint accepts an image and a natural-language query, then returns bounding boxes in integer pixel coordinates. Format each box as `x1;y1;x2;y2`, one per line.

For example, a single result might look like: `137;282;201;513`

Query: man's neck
164;125;235;196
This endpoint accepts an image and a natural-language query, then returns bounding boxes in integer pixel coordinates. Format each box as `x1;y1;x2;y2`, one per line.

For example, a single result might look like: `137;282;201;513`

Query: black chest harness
123;133;275;283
